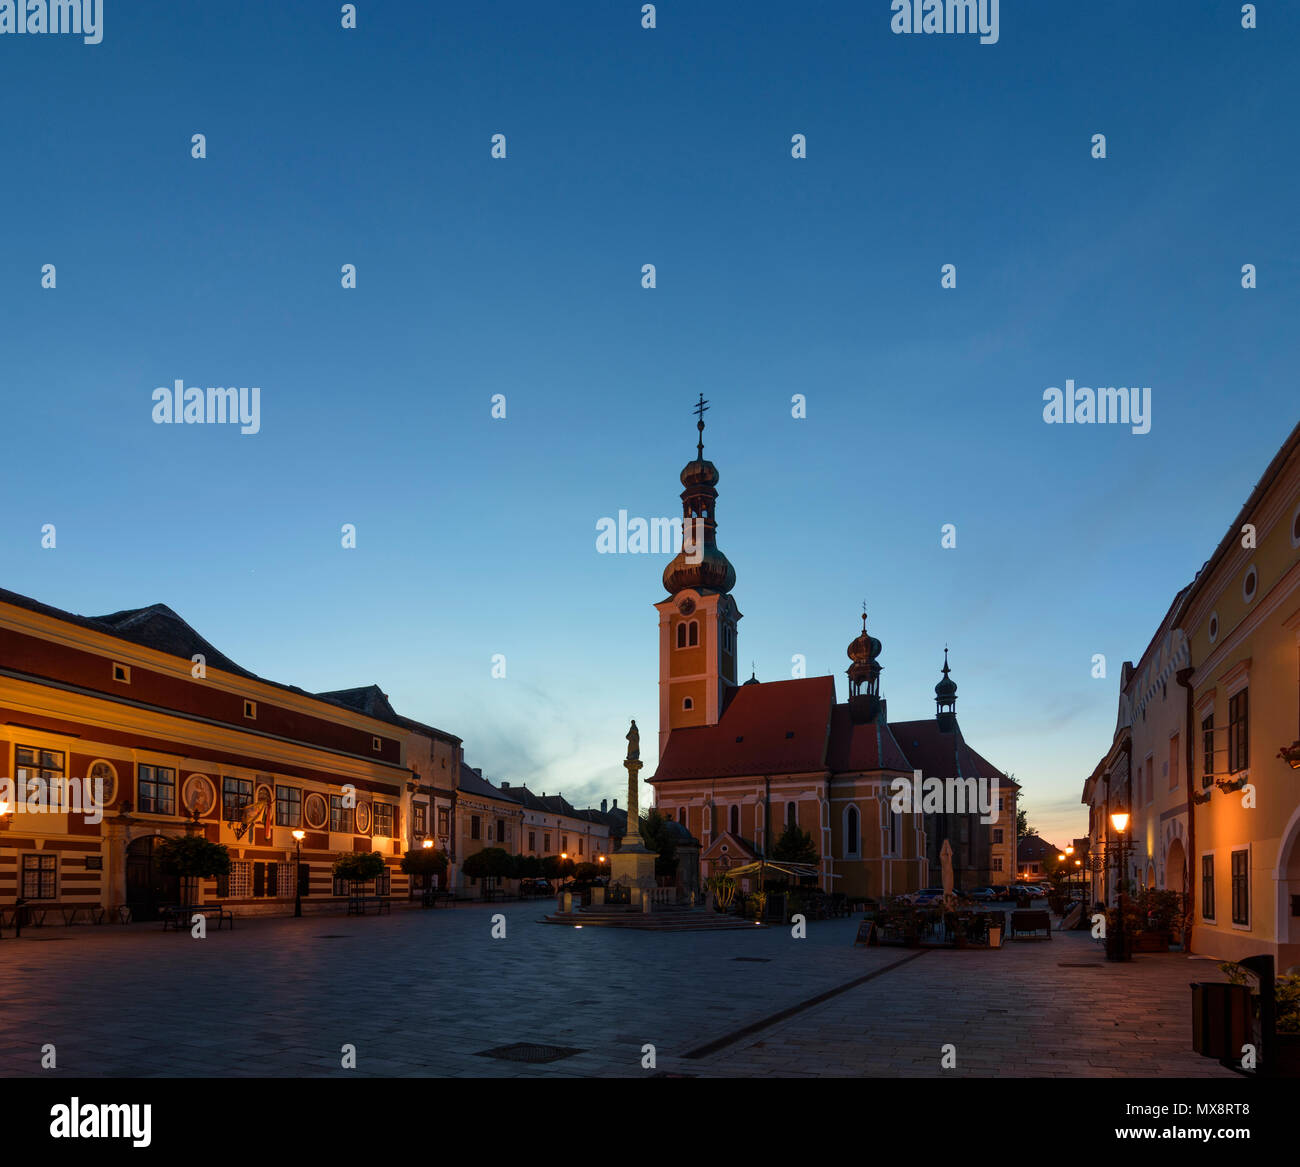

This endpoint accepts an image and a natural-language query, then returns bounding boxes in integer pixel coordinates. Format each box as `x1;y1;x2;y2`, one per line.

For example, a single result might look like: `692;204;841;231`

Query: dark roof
316;686;460;744
825;704;911;772
0;586;456;739
495;784;579;816
457;764;515;802
1018;834;1057;861
316;685;402;722
7;593;255;677
890;718;1007;784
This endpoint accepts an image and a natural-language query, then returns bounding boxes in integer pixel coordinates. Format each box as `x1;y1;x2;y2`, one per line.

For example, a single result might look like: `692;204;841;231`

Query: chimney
501;781;510;789
601;798;607;813
612;799;618;810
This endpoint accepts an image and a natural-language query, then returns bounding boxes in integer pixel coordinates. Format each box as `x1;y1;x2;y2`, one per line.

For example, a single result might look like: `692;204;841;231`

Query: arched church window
846;805;859;855
688;621;699;647
678;806;686;825
787;801;796;825
676;623;687;649
729;805;739;836
682;697;693;711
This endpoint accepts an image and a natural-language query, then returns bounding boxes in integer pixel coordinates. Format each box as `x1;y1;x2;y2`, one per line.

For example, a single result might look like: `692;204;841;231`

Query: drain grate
476;1043;585;1064
732;956;771;963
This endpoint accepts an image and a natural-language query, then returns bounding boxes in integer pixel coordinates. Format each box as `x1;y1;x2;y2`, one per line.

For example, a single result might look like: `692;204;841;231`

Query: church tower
935;647;958;733
654;397;741;762
846;607;884;724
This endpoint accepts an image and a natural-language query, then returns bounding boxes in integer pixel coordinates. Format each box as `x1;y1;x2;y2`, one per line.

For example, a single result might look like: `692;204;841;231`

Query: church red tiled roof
653;679;1010;787
652;676;835;781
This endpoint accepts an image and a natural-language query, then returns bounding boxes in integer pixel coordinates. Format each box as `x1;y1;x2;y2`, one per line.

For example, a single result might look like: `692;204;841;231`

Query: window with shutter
253;862;265;897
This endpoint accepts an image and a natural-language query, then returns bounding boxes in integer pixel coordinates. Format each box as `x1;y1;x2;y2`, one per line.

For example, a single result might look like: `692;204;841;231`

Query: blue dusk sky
1;1;1297;847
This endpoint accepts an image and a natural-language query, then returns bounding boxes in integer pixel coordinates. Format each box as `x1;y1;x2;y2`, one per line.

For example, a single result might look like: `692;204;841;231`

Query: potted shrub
400;846;448;904
1104;900;1140;959
1131;888;1180;952
153;835;231;906
462;846;513;899
332;850;387;896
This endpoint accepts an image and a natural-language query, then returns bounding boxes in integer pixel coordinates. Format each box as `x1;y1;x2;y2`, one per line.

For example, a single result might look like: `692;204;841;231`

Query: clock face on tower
678;597;696;615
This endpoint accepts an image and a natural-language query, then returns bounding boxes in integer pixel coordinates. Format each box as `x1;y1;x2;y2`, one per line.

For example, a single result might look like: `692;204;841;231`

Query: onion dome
846;608;882;699
680;457;720;489
663;544;736;594
663;394;736;595
935;646;957;700
847;620;882;665
743;666;760;686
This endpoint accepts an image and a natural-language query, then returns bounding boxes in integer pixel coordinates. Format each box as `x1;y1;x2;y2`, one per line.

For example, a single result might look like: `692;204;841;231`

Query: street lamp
1108;810;1131;962
292;829;305;918
419;837;435;905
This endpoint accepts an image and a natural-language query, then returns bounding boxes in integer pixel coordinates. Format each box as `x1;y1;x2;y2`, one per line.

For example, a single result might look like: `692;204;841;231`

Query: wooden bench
161;904;234;932
421;890;454;909
347;895;391;916
1009;909;1053;940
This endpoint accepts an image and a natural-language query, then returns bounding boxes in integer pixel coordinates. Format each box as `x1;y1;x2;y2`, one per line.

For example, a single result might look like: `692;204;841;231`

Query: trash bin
988;922;1003;948
1190;981;1253;1060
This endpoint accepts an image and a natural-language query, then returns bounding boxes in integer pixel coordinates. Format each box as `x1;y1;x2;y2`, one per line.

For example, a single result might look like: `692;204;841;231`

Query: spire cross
694;394;709;457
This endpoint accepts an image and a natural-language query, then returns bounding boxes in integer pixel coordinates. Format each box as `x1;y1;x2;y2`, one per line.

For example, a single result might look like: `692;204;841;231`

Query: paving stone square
0;904;1237;1078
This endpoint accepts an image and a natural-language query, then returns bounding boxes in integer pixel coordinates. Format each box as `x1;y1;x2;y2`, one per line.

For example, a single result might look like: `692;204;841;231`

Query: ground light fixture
292;829;306;918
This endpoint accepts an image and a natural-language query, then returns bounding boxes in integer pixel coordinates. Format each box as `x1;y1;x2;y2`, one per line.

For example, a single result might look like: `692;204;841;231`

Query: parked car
519;878;553;896
910;888;947;906
966;887;997;901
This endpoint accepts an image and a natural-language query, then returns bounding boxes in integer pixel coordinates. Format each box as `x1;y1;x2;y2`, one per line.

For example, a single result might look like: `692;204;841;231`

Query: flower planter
1133;930;1171;953
1275;1033;1300;1078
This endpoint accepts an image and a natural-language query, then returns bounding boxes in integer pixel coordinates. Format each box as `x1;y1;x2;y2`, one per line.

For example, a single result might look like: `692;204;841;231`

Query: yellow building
1181;421;1300;967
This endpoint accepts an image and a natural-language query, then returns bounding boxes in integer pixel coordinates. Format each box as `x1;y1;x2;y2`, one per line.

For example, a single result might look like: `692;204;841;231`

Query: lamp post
292;829;305;918
1107;811;1131;962
420;838;434;905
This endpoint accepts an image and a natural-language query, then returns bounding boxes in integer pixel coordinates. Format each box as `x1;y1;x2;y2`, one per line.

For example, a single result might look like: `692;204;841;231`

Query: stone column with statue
608;719;658;907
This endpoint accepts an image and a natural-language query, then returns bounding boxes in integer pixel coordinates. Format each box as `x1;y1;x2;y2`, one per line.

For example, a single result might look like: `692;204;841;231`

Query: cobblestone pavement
0;904;1237;1078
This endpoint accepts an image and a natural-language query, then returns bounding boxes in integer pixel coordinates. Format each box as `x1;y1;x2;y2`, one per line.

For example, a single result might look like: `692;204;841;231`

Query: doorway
125;835;179;921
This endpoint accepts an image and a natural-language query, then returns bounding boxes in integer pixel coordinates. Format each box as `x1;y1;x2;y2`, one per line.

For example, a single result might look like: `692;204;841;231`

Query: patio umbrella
723;861;835;880
940;839;954;910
